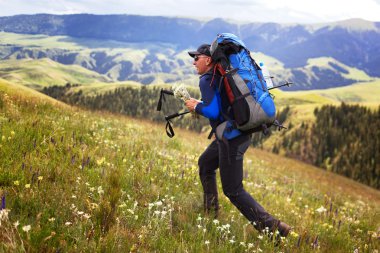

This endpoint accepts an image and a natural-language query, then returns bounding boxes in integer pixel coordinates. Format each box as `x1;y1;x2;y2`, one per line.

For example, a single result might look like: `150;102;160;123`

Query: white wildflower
22;225;31;232
316;206;327;213
0;209;10;221
97;186;104;195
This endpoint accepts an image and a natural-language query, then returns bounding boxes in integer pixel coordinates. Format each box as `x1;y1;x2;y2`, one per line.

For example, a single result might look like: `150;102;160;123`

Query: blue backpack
210;33;286;137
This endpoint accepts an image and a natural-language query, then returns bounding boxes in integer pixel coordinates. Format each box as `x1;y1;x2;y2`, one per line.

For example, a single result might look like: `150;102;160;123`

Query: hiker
185;44;291;238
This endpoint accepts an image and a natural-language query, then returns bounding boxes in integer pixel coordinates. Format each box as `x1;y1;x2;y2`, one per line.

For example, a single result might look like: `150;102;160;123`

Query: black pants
198;134;279;231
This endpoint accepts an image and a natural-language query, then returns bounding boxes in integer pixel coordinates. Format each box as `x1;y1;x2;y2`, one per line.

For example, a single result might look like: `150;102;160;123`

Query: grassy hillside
1;79;379;252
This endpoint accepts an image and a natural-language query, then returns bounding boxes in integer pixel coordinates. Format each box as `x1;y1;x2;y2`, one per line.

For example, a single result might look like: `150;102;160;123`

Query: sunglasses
194;55;209;61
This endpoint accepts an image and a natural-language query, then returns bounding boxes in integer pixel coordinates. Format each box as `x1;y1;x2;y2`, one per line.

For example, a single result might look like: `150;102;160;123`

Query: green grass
1;78;379;252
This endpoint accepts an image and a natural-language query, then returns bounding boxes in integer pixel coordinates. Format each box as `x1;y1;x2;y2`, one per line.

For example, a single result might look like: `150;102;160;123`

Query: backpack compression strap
213;64;235;104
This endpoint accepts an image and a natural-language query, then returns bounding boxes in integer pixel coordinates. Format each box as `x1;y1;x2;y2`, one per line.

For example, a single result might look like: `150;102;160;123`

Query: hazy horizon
0;0;379;24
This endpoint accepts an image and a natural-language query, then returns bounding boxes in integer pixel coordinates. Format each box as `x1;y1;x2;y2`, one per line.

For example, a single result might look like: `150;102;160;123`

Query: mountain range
0;14;379;90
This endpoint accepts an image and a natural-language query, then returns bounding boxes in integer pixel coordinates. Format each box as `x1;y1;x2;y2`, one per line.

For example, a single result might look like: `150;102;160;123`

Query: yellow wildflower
96;157;105;165
290;231;299;238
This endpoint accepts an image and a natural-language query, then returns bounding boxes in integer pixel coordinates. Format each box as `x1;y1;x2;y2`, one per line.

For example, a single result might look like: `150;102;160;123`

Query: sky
0;0;380;24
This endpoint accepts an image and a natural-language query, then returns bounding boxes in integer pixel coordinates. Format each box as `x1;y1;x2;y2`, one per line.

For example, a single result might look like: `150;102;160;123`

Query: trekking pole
268;81;293;90
164;111;191;138
165;111;190;121
157;84;192;137
157;89;175;111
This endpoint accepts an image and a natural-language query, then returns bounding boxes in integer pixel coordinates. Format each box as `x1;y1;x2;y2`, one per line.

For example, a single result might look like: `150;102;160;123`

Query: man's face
193;54;212;75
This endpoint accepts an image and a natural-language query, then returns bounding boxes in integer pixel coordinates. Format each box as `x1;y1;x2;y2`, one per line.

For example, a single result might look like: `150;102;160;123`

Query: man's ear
206;57;212;65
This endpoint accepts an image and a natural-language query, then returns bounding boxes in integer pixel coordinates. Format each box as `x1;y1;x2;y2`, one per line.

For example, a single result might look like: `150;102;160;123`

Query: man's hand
185;98;200;112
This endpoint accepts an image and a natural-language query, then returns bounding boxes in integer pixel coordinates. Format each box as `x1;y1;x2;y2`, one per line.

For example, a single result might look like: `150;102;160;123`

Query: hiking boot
268;221;291;247
278;221;291;237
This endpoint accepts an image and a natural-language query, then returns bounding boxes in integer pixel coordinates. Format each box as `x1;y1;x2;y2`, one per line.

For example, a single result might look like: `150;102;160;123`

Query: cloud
0;0;379;23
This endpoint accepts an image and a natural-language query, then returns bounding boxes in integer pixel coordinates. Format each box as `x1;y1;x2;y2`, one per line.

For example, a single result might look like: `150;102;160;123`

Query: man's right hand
185;98;200;112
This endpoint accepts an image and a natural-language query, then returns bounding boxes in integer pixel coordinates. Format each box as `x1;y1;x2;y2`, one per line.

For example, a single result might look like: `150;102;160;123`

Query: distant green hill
0;58;110;89
288;57;374;90
273;79;380;107
1;14;379;81
1;31;377;89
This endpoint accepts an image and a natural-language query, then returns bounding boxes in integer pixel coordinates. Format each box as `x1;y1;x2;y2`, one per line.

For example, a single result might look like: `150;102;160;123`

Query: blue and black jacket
195;70;241;140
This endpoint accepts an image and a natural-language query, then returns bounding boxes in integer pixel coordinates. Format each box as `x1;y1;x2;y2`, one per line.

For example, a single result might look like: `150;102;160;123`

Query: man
185;44;291;238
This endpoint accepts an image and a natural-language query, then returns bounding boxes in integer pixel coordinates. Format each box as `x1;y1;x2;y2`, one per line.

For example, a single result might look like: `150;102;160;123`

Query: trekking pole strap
157;89;175;111
166;120;175;138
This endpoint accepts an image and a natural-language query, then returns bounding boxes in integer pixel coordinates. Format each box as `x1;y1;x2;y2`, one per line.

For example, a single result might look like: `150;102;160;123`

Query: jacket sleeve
195;75;220;120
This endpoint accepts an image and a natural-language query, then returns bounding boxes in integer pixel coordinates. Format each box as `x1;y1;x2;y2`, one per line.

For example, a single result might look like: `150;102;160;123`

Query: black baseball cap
188;44;211;58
